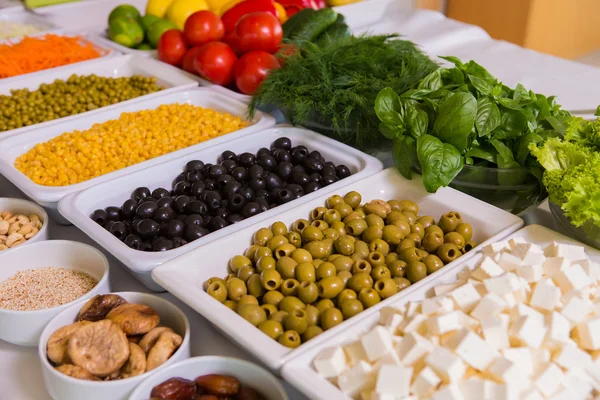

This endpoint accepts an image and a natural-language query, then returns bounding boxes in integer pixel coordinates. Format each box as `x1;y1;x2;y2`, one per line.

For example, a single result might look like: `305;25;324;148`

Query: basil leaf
475;97;501;137
464;60;496;84
516;132;543;165
439;56;465;69
379;122;400;140
468;74;492;96
442;67;465;85
513;83;530;102
392;136;417;179
490;138;519;169
492;84;503;97
418;69;443;91
497;98;523;111
545;116;568;134
417;134;464;193
375;87;402;124
465;146;498;163
500;108;527;134
406;107;429;139
433;92;477;152
400;89;431;100
535;94;551;117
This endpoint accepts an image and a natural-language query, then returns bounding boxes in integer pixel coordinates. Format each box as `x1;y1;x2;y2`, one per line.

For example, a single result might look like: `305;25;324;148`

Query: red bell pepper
222;0;278;33
277;0;323;10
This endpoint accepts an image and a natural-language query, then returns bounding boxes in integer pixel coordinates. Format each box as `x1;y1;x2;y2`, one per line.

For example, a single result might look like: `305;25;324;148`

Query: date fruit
195;374;240;395
150;377;196;400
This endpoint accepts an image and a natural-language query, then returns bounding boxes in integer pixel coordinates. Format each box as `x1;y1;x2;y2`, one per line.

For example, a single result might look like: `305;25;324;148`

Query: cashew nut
0;212;42;250
0;244;7;250
25;228;39;239
5;233;23;247
0;221;8;235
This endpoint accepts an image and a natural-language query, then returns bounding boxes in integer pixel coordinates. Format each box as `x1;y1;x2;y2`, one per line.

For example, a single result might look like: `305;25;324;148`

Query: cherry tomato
157;29;188;67
233;51;280;95
194;41;238;86
183;10;225;47
233;12;282;54
182;46;203;74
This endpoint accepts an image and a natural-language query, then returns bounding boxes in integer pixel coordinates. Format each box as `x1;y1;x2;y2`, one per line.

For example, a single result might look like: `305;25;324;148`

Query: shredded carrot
0;34;107;79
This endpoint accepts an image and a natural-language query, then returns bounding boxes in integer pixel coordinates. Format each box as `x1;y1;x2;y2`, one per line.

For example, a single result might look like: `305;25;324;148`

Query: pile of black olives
89;137;352;252
203;191;476;348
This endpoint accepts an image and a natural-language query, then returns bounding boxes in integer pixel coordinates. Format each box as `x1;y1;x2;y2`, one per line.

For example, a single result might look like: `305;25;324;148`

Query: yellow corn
15;104;248;187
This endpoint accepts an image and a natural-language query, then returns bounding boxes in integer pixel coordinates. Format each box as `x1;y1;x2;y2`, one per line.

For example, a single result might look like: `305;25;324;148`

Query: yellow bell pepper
327;0;361;6
273;2;287;23
216;0;245;16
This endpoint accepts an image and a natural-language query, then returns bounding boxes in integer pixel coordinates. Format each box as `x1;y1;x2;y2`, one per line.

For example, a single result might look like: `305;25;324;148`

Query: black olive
276;162;293;181
269;203;278;208
153;239;174;252
136;201;157;219
172;237;188;248
217;174;233;188
336;165;351;179
255;189;269;202
290;146;309;164
209;165;227;179
132;187;151;202
276;189;294;204
239;187;254;202
173;172;187;185
286;184;304;196
255;197;269;211
272;148;291;163
304;157;324;173
308;173;321;183
227;194;245;212
166;220;185;238
204;178;217;191
185;160;205;173
204;163;214;170
137;219;160;238
210;216;229;231
131;218;143;233
248;164;264;179
104;221;116;231
159;223;169;237
203;191;222;210
223;181;242;196
324;161;335;168
151;237;165;247
123;234;142;249
256;147;270;158
186;170;203;183
152;188;170;200
264;173;284;190
241;202;261;218
322;165;336;177
237;152;256;167
189;181;206;197
258;154;277;171
184;225;210;242
176;214;187;223
291;171;309;186
174;181;191;196
305;181;322;193
157;197;174;209
154;206;176;223
109;221;127;240
272;137;292;150
201;215;212;227
249;177;266;191
185;214;203;227
105;206;121;222
174;195;191;213
214;207;230;219
309;150;325;162
220;159;237;173
292;164;305;173
220;150;237;162
186;200;208;215
91;209;108;225
231;166;247;182
227;213;243;224
322;174;339;186
138;197;157;205
221;199;229;208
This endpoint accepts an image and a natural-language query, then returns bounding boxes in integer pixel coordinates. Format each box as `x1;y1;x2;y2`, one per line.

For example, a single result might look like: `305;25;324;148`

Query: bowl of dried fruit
129;356;288;400
0;240;110;346
0;197;49;251
38;292;191;400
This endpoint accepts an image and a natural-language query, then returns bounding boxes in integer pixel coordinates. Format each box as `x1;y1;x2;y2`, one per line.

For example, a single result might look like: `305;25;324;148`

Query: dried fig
119;342;147;379
128;335;143;344
55;364;101;381
195;374;240;396
67;320;130;377
237;386;265;400
47;321;91;365
146;331;183;371
150;377;196;400
78;294;127;322
139;327;173;353
104;370;120;381
106;303;160;335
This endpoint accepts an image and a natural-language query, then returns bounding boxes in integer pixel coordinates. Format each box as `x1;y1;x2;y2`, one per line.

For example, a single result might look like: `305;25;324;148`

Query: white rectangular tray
0;10;57;38
151;167;524;371
0;87;275;222
58;126;383;291
0;54;199;139
280;224;600;400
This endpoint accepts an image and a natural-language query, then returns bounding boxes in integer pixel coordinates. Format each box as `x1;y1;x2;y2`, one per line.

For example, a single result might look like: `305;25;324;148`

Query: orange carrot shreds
0;34;107;79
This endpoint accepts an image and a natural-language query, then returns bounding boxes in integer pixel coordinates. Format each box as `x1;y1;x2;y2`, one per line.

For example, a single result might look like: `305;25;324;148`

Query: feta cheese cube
530;280;562;311
374;364;412;398
426;346;467;383
543;257;570;277
482;241;509;255
313;346;348;378
535;362;565;397
432;383;464;400
373;351;403;371
509;315;547;348
378;307;403;326
422;297;443;316
338;361;375;397
561;296;593;324
573;258;598;282
411;366;441;398
456;267;472;282
546;311;572;345
487;357;522;384
484;273;520;295
448;329;498;370
517;264;543;283
481;315;510;350
405;301;421;317
435;281;465;296
455;310;480;331
438;296;456;315
488;381;520;400
471;257;505;281
344;340;368;367
450;283;482;313
521;388;544;400
467;279;488;297
531;348;551;375
458;378;491;400
426;311;462;335
577;317;600;350
398;332;433;366
470;293;506;321
554;265;592;294
512;242;544;261
546;242;587;261
502;347;534;376
361;326;394;362
554;342;592;371
564;368;595;399
400;312;427;335
508;237;527;251
510;304;545;324
498;252;522;272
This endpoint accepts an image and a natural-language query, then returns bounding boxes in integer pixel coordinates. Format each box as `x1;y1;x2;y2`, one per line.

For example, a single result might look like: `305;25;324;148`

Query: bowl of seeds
0;197;49;251
0;240;110;346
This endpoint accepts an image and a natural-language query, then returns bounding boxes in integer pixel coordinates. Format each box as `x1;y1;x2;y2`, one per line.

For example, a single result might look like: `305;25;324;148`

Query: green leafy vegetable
475;97;500;137
433;92;477;152
417;134;463;192
393;135;417;179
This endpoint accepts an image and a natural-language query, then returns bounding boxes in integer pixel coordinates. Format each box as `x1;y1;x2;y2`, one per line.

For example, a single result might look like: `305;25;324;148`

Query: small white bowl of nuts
0;197;48;251
38;292;191;400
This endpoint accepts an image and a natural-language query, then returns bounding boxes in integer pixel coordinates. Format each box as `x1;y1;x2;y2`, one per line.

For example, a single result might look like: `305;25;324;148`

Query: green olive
337;271;353;286
278;330;301;348
334;203;353;219
406;261;427;283
287;231;302;247
392;220;411;239
464;240;477;252
330;221;346;237
256;256;277;273
358;288;381;309
281;279;301;297
364;202;390;219
439;211;462;233
382;225;403;246
292;219;310;233
226;278;247;301
354;208;366;218
305;304;320;326
283;309;309;334
341;298;364;319
311;207;327;221
296;262;316;283
352;259;372;275
368;239;390;256
253;227;274;246
238;304;267;326
424;254;445;274
437;243;462;263
385;252;399;264
406;233;422;247
365;214;385;228
276;257;298;279
402;211;418;225
225;273;237;282
317;276;344;299
302;226;324;243
275;243;296;259
347;273;373;293
263;290;284;307
374;278;399;299
362;226;383;243
298;281;319;304
326;195;344;208
268;235;289;251
269;310;289;324
334;236;355;256
332;255;354;272
228;255;253;273
261;304;278;318
418;216;435;229
207;281;228;302
343;212;363;224
388;260;407;278
351;252;367;263
425;225;444;237
393;277;411;291
422;231;444;253
455;223;473;241
203;277;225;292
223;300;238;311
316;299;335;314
337;288;357;305
236;266;255;283
322;228;340;240
328;254;342;262
254;247;273;263
320;307;344;330
411;222;425;239
346;219;368;236
323;209;341;225
236;295;257;309
316;262;337;280
303;326;323;341
312;259;324;268
354;240;369;256
367;251;386;267
258;319;283;340
271;221;288;236
246;274;265;298
260;270;282;291
371;265;391;281
279;296;305;313
399;200;419;215
291;248;312;264
445;232;466;249
398;247;421;263
311;239;334;259
343;191;362;209
386;210;408;225
387;199;402;211
312;220;330;231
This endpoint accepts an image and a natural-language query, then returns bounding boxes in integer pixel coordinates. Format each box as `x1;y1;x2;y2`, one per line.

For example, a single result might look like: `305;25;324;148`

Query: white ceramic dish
151;167;524;371
280;224;598;400
0;10;57;39
129;356;289;400
38;291;191;400
0;54;199;140
58;126;383;291
0;87;275;224
0;240;110;346
0;197;49;250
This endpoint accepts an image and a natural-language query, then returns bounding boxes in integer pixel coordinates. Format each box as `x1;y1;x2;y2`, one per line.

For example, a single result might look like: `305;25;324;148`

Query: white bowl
0;197;49;250
0;240;110;346
38;292;191;400
129;356;289;400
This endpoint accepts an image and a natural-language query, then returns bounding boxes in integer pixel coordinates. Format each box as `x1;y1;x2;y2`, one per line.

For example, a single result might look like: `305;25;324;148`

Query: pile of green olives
203;191;476;348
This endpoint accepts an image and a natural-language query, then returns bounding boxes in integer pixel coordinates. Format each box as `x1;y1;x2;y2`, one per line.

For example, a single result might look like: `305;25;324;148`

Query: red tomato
182;46;203;74
183;10;224;47
233;51;280;95
233;12;282;54
157;29;188;67
194;41;238;86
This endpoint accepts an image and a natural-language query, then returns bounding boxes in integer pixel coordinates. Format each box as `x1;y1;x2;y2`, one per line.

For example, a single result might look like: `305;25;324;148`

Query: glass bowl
549;202;600;249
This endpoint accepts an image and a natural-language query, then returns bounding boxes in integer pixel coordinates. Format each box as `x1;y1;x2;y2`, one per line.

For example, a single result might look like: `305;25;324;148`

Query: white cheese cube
531;348;551;375
426;311;462;335
543;257;570;277
577;317;600;350
481;316;510;350
484;273;520;295
482;241;509;255
471;257;505;281
502;347;534;377
516;264;543;283
344;340;369;367
399;312;427;335
374;364;411;398
521;388;545;400
502;293;518;308
508;315;547;348
535;362;565;397
360;389;373;400
361;326;394;362
373;351;403;371
554;342;592;371
438;296;456;315
434;281;465;296
548;243;587;261
508;237;527;251
498;252;522;272
422;297;443;316
512;242;544;261
411;366;441;398
487;357;522;384
456;267;472;281
458;377;491;400
449;329;498;370
554;265;592;294
378;307;403;326
455;310;480;331
470;293;506;321
313;346;348;378
546;311;572;345
530;280;562;311
573;258;598;282
467;279;488;297
510;303;545;323
546;387;576;400
564;368;595;399
493;253;502;263
488;382;520;400
450;283;482;313
398;332;433;366
405;301;421;318
561;296;593;324
432;383;464;400
338;361;375;397
426;346;467;383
